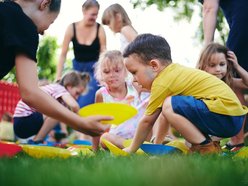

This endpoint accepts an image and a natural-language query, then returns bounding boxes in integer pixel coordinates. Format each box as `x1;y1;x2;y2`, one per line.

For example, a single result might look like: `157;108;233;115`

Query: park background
47;0;202;68
3;0;228;82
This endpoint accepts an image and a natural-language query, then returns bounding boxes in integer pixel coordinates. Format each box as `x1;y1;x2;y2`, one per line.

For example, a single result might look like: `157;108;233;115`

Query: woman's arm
202;0;220;45
15;55;112;136
56;24;73;80
98;25;107;52
61;94;80;113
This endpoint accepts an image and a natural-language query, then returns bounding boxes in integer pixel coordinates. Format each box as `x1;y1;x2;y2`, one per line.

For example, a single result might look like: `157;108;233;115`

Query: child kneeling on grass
92;50;150;150
123;33;248;154
13;71;90;143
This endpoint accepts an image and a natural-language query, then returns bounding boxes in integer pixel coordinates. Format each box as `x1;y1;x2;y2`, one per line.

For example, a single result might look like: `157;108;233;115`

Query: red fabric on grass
0;81;20;119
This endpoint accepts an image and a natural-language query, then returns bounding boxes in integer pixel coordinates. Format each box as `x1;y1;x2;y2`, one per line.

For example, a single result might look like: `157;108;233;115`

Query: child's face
204;52;227;80
124;55;155;90
67;85;85;100
101;62;126;88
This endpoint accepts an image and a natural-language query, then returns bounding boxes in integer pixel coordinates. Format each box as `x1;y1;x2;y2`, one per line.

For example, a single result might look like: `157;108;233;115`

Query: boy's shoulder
160;63;183;74
158;63;205;80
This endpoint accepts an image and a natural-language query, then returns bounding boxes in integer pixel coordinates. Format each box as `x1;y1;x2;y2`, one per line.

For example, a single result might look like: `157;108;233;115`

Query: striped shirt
14;84;69;117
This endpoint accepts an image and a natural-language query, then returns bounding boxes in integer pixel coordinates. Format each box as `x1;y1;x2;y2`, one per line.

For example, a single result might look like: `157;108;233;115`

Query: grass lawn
1;151;248;186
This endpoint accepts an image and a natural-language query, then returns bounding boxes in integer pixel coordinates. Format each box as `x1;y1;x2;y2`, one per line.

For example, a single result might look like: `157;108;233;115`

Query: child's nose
215;66;221;71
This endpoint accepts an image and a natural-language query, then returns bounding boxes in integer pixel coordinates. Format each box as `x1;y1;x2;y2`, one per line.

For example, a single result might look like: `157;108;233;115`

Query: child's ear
149;60;160;71
39;0;51;11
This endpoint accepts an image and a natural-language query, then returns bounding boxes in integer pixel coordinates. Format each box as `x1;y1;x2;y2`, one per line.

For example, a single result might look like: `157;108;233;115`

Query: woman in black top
56;0;106;108
0;0;111;139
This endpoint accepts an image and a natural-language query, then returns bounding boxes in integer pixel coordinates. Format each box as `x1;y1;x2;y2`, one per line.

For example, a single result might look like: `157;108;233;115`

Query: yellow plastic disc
67;146;94;156
123;139;149;155
21;145;73;159
78;103;138;125
234;146;248;158
166;140;189;154
101;138;129;156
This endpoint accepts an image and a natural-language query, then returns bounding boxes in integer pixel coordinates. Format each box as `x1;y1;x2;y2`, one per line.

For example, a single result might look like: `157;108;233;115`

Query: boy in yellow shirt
123;34;248;154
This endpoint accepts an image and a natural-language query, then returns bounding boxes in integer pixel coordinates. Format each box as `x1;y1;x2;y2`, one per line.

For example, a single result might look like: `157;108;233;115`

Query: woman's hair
59;71;90;89
123;33;172;65
94;50;127;85
9;0;61;12
49;0;61;12
102;3;131;26
82;0;99;11
197;42;234;86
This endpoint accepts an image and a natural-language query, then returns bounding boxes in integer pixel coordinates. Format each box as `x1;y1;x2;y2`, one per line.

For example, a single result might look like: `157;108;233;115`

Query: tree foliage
37;36;58;81
130;0;228;43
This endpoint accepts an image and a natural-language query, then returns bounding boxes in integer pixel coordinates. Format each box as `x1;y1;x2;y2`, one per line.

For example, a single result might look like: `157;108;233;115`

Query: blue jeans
73;59;99;108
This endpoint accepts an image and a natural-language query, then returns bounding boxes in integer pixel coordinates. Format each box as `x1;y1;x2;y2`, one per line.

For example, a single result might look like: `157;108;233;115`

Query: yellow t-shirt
145;63;248;116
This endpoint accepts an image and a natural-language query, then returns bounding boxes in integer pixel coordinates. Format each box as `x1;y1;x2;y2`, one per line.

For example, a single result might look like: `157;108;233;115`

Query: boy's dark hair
123;33;172;65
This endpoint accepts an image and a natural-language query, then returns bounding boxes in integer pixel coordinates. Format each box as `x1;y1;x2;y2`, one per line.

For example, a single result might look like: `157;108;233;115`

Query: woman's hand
81;115;112;136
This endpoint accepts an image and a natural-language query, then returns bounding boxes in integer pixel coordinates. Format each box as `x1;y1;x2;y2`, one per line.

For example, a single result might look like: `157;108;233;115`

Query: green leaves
130;0;227;44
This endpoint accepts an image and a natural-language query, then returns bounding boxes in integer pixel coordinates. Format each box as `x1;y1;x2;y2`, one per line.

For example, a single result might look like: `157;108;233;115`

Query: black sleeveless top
0;1;38;79
72;23;100;62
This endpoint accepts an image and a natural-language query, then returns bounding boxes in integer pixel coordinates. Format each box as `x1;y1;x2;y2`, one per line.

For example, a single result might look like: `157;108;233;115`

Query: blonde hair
94;50;127;86
102;3;131;26
197;42;234;86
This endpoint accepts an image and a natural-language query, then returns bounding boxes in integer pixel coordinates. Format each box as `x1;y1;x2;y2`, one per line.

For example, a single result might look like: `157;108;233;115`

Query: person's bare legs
92;136;100;151
33;117;59;141
100;133;125;149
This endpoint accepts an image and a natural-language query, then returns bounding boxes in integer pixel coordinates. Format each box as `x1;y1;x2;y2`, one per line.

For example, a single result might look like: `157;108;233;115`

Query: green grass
1;151;248;186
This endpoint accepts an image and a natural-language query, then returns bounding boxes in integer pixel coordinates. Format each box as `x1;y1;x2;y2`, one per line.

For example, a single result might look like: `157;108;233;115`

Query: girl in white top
93;50;150;150
14;71;90;143
102;3;137;53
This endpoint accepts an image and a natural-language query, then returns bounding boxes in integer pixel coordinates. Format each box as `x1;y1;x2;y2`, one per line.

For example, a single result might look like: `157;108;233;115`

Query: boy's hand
82;115;112;136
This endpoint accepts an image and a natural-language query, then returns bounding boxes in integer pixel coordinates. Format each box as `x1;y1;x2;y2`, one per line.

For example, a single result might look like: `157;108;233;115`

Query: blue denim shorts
14;112;43;138
171;96;245;138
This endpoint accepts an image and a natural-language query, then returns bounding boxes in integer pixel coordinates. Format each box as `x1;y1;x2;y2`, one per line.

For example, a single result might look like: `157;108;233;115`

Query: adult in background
56;0;106;107
200;0;248;71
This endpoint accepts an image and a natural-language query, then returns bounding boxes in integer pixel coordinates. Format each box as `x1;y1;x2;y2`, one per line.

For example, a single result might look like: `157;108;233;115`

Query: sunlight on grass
1;151;248;186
